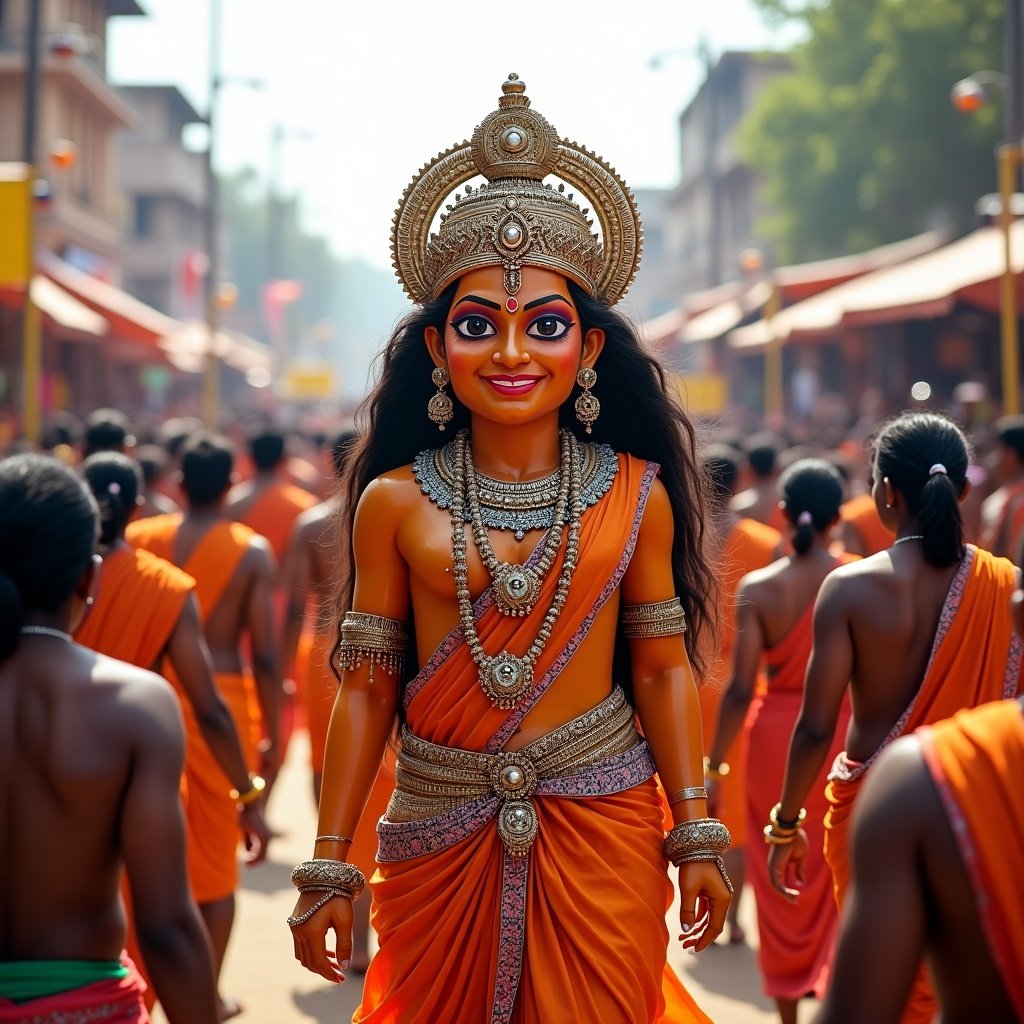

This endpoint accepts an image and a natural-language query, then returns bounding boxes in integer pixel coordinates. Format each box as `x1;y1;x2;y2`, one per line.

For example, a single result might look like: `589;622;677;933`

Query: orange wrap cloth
241;481;318;565
823;545;1022;1023
0;956;148;1023
839;493;892;556
745;573;852;1001
919;699;1024;1021
980;480;1024;559
126;514;262;904
355;456;710;1024
75;546;195;668
701;518;781;847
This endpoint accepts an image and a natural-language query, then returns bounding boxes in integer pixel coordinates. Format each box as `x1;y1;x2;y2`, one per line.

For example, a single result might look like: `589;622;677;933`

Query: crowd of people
1;70;1023;1024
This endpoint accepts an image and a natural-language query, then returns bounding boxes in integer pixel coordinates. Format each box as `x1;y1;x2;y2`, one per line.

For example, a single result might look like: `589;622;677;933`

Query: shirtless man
731;432;787;532
0;453;217;1023
127;434;282;1019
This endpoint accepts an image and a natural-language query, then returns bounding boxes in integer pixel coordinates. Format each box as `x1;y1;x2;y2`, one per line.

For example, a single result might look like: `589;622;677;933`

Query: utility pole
201;0;222;428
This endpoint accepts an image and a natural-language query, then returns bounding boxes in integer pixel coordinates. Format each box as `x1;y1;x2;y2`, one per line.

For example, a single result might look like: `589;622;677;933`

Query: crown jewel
391;74;643;306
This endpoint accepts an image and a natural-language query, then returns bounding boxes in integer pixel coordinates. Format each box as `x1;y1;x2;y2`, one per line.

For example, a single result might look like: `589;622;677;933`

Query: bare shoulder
243;531;276;572
738;557;789;599
85;650;184;740
295;499;332;535
636;475;672;538
356;465;424;523
816;549;891;601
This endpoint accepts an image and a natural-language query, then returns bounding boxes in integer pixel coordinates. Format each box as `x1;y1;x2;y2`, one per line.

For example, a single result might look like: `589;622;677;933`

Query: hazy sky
109;0;803;272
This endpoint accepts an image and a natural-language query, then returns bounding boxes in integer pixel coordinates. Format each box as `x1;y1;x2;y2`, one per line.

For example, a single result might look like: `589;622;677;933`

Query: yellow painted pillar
998;142;1021;416
763;283;783;418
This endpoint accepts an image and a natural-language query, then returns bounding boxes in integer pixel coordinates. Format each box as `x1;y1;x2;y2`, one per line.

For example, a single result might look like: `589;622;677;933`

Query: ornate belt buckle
491;752;539;856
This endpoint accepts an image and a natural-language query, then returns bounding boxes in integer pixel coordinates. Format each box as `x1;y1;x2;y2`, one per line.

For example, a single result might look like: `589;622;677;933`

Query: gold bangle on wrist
763;825;798;846
769;802;806;832
232;774;266;806
702;756;730;781
314;834;354;845
667;786;708;803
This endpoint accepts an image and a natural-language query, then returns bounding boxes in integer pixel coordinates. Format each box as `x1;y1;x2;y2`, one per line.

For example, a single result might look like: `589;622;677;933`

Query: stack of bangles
663;818;735;894
286;858;367;929
763;803;807;845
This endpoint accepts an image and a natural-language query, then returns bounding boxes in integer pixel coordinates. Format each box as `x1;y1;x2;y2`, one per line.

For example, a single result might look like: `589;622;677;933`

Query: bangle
287;890;345;928
232;775;266;806
314;834;354;845
763;825;800;845
664;818;731;866
291;859;367;901
674;852;735;894
667;786;707;803
769;803;806;833
702;756;730;780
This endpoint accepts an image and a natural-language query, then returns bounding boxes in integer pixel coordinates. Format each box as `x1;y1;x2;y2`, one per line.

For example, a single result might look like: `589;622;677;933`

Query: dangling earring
427;365;454;431
574;367;600;434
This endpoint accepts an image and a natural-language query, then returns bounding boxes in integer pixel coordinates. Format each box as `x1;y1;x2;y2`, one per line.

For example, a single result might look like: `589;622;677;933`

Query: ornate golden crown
391;74;643;306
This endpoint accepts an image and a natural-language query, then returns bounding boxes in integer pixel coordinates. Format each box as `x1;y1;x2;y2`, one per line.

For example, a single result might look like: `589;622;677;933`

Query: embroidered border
376;795;498;862
1003;630;1023;699
485;460;659;752
837;546;974;783
490;850;529;1024
535;743;655;798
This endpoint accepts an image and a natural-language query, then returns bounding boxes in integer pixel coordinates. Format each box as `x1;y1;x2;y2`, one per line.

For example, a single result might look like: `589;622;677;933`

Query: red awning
0;275;109;340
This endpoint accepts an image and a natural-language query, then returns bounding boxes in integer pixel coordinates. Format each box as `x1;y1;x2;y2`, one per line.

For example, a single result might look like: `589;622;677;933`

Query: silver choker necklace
19;625;73;642
892;534;925;547
414;436;618;540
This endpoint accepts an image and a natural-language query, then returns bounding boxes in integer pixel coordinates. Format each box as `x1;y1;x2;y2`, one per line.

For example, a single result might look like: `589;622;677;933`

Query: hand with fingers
677;859;732;952
767;826;809;902
239;803;274;865
289;891;354;984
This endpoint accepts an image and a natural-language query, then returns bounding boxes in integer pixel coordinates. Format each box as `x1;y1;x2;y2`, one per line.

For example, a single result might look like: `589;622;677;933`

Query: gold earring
427;366;454;431
574;367;599;434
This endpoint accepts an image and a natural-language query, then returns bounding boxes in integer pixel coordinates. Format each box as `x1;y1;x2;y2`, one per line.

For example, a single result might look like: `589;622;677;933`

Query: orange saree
745;576;851;1001
355;455;710;1024
823;545;1022;1023
839;493;892;556
241;481;318;564
126;515;261;903
919;699;1024;1021
74;546;194;668
701;517;781;847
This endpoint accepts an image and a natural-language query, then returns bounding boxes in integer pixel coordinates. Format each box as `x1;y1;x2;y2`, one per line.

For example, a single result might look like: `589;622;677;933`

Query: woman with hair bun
706;458;853;1024
0;454;217;1023
766;413;1023;1023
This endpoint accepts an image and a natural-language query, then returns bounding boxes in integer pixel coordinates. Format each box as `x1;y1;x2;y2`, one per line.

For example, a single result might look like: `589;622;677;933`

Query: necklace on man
451;429;584;708
19;625;73;642
892;534;925;547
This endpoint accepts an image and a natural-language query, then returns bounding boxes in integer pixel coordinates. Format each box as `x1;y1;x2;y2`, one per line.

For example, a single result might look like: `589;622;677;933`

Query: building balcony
118;143;205;208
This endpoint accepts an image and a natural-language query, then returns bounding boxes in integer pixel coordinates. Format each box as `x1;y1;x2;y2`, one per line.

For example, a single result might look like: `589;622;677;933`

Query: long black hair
0;454;98;660
874;412;969;568
334;279;716;689
82;452;143;547
778;458;844;556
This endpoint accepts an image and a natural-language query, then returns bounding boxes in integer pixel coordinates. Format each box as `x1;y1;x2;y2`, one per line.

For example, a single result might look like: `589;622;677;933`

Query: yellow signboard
0;165;31;286
669;372;729;416
282;364;336;401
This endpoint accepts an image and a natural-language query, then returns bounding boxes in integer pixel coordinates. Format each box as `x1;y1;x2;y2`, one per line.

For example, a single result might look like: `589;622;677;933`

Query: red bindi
505;297;519;313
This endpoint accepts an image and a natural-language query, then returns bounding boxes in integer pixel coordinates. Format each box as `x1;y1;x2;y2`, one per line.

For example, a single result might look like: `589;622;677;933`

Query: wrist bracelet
291;859;366;901
232;774;266;806
674;852;735;894
667;786;707;803
769;802;807;833
763;825;800;846
287;890;345;928
664;817;731;866
314;834;354;845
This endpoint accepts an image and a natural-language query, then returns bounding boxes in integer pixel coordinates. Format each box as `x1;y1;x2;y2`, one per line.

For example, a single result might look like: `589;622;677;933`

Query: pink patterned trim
918;728;1018;1006
1003;630;1023;699
485;461;659;752
535;744;655;798
835;546;975;783
376;795;498;863
490;851;528;1024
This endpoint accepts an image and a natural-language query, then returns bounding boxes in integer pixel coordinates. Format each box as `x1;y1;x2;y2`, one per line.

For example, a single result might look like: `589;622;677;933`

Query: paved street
158;733;816;1024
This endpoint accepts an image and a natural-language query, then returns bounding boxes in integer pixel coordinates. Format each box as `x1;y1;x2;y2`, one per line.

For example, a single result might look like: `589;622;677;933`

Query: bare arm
291;478;407;983
814;738;929;1024
281;518;314;675
246;540;283;783
623;479;730;953
119;675;218;1024
166;594;272;863
707;581;763;777
768;572;853;899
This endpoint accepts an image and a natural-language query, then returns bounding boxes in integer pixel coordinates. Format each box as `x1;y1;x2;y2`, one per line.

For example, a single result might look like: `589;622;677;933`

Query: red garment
919;700;1024;1021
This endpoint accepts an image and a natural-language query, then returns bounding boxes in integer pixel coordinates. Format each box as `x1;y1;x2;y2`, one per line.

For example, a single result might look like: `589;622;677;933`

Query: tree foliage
741;0;1004;262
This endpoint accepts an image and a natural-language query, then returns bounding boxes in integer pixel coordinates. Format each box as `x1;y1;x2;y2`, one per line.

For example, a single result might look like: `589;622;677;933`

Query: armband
620;597;687;639
334;611;408;682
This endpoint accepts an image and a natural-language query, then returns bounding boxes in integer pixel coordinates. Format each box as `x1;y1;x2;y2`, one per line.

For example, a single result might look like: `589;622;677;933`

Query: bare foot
218;996;244;1021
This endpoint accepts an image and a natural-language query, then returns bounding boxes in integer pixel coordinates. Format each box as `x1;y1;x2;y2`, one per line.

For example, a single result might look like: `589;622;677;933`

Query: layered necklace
19;625;73;642
451;428;584;709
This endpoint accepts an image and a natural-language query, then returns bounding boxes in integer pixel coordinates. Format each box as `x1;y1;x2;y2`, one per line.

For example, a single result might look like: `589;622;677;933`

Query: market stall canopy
729;223;1024;351
0;275;108;340
158;320;276;375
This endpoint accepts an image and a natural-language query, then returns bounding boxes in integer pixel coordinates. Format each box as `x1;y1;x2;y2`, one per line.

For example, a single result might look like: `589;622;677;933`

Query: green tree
741;0;1003;262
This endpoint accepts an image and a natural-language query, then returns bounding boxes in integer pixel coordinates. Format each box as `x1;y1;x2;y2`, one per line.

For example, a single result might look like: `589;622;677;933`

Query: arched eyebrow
523;293;570;311
454;295;501;311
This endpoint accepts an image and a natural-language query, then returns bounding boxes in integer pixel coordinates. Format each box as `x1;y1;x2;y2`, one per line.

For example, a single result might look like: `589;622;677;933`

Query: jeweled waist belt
378;686;655;859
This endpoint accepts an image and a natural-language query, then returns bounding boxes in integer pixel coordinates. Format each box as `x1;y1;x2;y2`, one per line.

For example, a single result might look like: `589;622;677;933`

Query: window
134;195;155;237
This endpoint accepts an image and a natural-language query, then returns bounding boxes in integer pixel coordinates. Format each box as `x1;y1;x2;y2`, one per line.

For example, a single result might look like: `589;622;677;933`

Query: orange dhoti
746;600;850;1001
919;699;1024;1021
355;456;710;1024
824;545;1022;1023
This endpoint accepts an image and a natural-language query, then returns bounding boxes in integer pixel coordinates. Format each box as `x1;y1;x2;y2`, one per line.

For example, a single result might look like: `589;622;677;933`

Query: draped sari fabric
242;481;318;565
919;700;1024;1021
839;493;892;556
745;561;852;1001
354;455;711;1024
701;518;781;847
823;545;1022;1023
126;515;261;903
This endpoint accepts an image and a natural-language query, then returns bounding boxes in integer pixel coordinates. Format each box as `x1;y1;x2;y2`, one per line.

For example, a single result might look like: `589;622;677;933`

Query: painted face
436;265;597;427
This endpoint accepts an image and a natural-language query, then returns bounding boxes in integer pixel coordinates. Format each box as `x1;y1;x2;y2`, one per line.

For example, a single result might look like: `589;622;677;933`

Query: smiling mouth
483;375;543;396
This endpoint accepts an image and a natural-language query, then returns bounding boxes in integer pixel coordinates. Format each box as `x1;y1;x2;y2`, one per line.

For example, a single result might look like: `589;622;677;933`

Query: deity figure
289;74;729;1024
